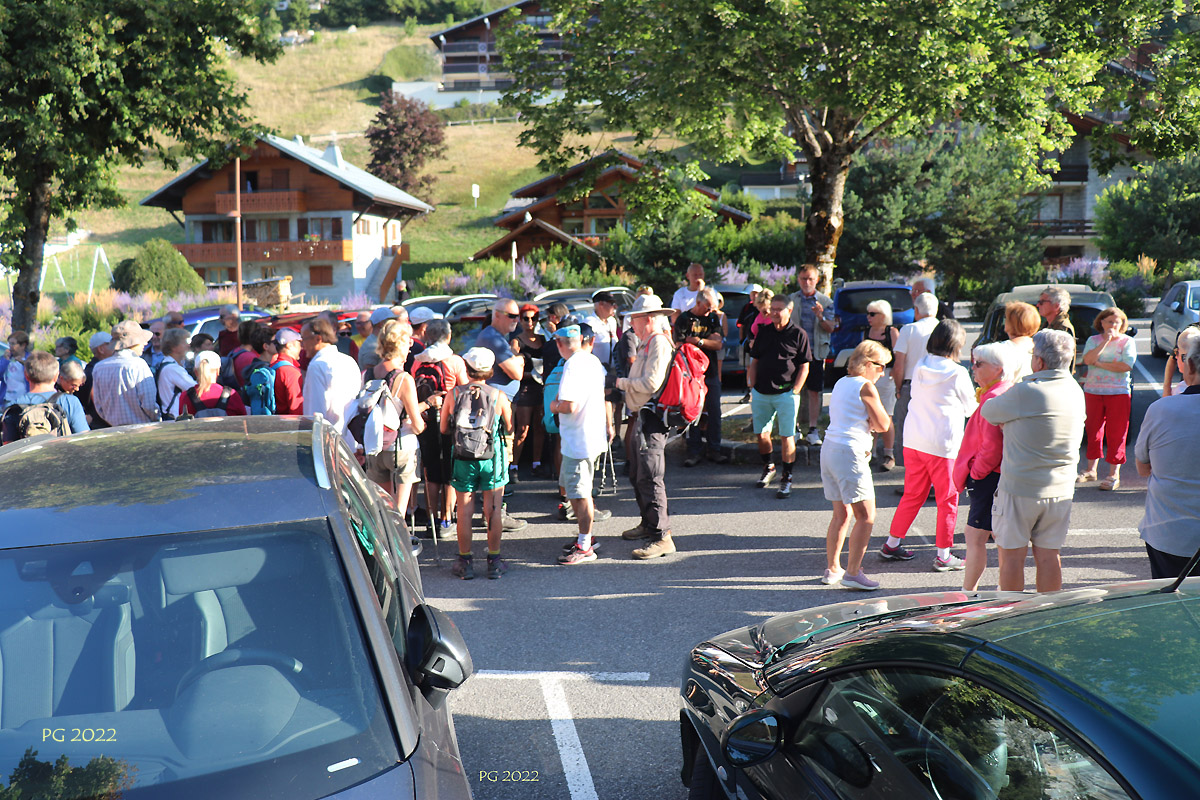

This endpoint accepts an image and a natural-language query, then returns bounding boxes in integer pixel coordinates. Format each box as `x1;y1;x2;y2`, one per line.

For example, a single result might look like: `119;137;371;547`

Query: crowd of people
2;269;1196;593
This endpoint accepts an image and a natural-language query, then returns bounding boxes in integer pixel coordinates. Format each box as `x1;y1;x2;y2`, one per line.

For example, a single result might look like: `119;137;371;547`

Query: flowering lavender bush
716;261;749;284
1055;257;1110;290
336;291;374;311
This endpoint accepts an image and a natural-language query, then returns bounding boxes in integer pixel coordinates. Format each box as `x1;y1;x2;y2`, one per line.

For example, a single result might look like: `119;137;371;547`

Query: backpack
450;383;499;461
411;359;451;424
542;361;565;435
154;360;184;421
218;346;249;391
187;386;233;418
1;393;69;443
346;369;404;455
649;336;708;428
244;361;280;415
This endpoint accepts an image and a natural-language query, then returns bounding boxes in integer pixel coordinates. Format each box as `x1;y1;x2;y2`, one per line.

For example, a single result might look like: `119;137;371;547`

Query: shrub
112;240;205;295
415;250;634;298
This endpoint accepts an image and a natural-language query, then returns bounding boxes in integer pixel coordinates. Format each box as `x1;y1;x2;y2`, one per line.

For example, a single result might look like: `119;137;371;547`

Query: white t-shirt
582;313;618;368
894;317;940;382
556;350;607;460
156;356;197;418
671;286;701;314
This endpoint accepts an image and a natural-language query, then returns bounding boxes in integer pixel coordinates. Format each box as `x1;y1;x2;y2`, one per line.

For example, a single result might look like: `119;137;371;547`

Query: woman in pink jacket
953;342;1018;591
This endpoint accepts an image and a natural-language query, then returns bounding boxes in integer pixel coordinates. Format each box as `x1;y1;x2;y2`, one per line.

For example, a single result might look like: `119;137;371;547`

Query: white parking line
474;670;651;800
1133;358;1161;390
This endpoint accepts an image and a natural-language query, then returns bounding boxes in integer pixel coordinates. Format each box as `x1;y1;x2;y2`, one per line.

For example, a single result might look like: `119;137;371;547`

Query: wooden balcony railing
1048;164;1089;183
176;240;352;264
214;190;307;214
1031;219;1094;236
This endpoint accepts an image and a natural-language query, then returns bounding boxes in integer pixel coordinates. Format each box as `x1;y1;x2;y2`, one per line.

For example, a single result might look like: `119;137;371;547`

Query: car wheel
1150;324;1166;358
687;745;724;800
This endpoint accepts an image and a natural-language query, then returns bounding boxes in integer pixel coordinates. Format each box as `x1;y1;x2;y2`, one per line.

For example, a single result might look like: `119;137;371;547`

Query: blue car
825;281;914;386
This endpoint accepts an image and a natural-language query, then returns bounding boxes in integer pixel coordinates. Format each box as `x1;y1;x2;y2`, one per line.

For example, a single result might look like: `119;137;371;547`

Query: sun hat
463;347;496;371
110;320;153;351
626;294;671;316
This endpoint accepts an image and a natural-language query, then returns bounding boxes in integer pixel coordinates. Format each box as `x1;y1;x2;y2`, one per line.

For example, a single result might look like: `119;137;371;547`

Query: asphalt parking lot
426;320;1171;800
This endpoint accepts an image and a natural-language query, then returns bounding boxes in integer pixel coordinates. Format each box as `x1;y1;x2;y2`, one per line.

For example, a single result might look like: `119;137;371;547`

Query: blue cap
554;325;581;339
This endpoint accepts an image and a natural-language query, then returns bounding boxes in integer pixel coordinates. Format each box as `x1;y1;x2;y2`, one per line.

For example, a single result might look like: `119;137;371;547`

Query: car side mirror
721;710;782;768
1126;326;1138;337
407;605;473;698
1172;302;1182;313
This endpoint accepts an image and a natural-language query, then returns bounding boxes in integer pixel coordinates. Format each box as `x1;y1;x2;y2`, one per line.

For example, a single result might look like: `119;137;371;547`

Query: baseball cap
369;307;395;325
553;325;581;339
592;291;615;305
275;328;301;346
410;306;442;325
194;351;221;372
88;331;113;349
463;347;496;371
110;320;153;350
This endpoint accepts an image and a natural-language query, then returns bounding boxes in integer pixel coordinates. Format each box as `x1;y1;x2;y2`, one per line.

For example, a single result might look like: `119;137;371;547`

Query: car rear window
0;522;399;799
837;288;913;315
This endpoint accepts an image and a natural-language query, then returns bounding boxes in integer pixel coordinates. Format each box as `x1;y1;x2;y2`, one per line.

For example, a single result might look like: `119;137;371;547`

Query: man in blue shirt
7;351;90;436
477;299;524;393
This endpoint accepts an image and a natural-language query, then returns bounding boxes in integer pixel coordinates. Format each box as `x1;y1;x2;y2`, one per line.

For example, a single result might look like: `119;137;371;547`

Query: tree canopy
498;0;1200;286
0;0;281;332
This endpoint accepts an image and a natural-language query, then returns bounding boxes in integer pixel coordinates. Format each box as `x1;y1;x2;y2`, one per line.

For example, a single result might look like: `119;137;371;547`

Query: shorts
820;441;874;505
964;471;1001;531
450;456;508;494
417;427;454;485
365;443;419;488
875;371;897;415
559;454;597;500
804;359;825;393
991;488;1072;550
751;389;800;438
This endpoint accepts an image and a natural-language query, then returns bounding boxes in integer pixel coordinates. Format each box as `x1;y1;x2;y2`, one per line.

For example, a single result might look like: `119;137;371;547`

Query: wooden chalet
430;0;562;92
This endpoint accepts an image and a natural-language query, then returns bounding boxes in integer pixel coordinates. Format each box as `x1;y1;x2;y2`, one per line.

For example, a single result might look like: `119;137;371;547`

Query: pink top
952;379;1013;492
749;312;771;339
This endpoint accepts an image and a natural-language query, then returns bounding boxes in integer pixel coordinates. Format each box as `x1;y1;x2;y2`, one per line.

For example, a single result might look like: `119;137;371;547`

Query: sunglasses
521;315;537;321
866;311;880;317
870;360;886;369
503;312;520;319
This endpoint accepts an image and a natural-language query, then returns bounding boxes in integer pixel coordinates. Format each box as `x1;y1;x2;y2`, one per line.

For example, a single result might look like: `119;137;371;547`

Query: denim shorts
751;389;800;437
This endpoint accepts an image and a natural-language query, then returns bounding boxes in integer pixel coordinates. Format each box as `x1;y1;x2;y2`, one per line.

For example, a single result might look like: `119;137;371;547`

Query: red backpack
648;335;708;427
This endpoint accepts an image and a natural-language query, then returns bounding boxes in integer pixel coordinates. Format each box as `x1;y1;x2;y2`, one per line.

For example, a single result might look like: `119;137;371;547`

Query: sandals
1077;470;1098;483
1099;475;1120;491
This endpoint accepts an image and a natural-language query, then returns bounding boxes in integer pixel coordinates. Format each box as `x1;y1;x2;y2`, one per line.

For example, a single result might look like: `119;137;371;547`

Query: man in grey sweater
981;329;1084;592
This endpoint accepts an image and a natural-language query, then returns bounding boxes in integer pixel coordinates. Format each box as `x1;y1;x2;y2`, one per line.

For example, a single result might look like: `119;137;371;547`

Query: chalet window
309;265;334;286
271;169;290;190
1041;194;1063;220
591;217;620;235
260;218;288;241
243;171;259;193
243;219;257;241
297;218;308;239
588;192;618;209
307;217;343;240
561;219;584;235
201;220;234;243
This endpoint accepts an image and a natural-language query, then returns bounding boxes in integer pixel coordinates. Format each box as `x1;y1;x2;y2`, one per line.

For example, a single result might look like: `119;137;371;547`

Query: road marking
1133;358;1161;390
474;670;651;800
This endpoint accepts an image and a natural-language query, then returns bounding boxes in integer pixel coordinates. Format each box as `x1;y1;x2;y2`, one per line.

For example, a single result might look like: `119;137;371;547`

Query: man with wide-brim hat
91;320;159;427
615;294;677;559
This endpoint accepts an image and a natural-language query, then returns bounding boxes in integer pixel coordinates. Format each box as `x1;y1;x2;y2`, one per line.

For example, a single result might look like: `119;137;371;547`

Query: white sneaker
821;568;845;585
806;429;823;446
933;553;966;572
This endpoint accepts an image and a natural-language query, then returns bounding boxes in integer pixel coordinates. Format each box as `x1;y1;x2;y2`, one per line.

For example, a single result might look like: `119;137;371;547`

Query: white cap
89;331;113;349
463;346;496;371
410;306;443;325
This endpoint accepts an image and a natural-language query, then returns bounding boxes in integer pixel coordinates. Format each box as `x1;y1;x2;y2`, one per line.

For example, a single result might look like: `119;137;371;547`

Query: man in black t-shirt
748;295;812;499
674;287;727;467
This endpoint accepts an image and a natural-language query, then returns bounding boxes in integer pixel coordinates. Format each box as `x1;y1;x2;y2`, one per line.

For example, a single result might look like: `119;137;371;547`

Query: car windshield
0;522;399;800
838;288;913;315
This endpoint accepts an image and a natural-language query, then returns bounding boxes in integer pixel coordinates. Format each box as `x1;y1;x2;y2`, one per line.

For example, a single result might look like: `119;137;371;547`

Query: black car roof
0;417;329;547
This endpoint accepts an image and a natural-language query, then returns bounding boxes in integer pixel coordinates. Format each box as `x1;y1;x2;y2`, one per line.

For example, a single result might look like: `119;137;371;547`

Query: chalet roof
429;0;535;43
471;218;600;261
140;133;435;215
510;151;644;198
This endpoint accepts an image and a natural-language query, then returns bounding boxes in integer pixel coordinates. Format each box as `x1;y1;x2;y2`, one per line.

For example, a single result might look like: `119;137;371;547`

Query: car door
772;667;1133;800
1158;284;1183;346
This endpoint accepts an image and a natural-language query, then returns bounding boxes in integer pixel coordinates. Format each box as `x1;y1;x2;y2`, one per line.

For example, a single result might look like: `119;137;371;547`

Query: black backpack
154;361;182;420
450;383;499;461
186;386;233;418
1;393;70;443
412;360;451;423
218;346;249;391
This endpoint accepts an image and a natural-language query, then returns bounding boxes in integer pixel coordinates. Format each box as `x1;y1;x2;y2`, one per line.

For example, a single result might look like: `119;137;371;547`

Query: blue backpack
542;361;565;434
245;362;281;415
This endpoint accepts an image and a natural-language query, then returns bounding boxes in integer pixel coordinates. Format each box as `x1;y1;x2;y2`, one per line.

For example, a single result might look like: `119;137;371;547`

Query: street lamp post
230;157;244;309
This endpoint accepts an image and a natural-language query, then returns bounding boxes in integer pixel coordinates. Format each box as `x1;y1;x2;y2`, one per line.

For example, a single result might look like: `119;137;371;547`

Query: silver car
1150;280;1200;357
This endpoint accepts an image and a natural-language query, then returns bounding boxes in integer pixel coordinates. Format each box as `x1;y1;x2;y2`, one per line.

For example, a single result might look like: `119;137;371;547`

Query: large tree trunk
803;149;852;296
12;175;51;333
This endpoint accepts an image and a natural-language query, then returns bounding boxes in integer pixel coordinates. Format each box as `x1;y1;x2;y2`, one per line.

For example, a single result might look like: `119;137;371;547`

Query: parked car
532;286;637;319
1150;279;1200;358
972;284;1127;381
148;304;270;340
712;283;758;383
0;416;474;799
403;293;499;324
261;308;361;333
824;281;915;386
681;580;1200;800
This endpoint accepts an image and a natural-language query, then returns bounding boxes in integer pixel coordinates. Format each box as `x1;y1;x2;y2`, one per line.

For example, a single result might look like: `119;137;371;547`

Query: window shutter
297;218;308;239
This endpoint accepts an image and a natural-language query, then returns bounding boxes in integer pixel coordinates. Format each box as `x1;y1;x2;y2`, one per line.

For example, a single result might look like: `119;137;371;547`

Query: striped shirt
92;350;159;426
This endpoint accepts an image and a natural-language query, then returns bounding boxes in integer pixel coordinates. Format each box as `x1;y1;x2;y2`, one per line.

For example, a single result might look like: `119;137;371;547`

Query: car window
1162;285;1181;306
0;523;400;799
197;318;223;339
1070;306;1101;344
786;669;1131;800
1188;288;1199;311
838;289;913;315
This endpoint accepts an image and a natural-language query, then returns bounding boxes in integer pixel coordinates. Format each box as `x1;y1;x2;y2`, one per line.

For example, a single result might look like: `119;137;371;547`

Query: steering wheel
892;745;998;800
175;648;306;700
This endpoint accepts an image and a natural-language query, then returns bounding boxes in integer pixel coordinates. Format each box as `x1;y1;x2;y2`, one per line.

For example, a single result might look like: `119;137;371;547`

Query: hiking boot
683;454;701;468
593;508;612;522
805;429;823;446
531;463;554;480
486;554;508;579
632;535;676;560
841;571;880;591
776;478;792;499
559;502;575;521
707;451;730;464
508;465;520;484
879;542;916;561
757;464;777;488
562;537;602;555
502;508;528;532
558;545;597;565
622;524;652;541
451;555;475;580
933;553;966;572
878;455;895;471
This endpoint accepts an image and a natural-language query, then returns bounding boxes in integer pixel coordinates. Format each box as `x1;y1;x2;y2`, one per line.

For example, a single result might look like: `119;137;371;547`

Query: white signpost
471;183;480;208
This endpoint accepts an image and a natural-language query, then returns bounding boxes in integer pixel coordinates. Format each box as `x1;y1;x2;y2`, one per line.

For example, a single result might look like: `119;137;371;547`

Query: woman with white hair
863;299;900;470
180;351;246;416
953;342;1017;591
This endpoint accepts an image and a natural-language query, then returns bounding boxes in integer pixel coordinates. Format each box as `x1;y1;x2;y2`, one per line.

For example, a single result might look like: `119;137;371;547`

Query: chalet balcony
442;41;497;56
176;240;353;264
214;190;307;214
1031;219;1094;236
1047;164;1089;183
